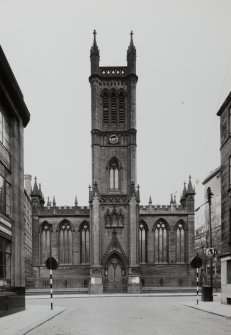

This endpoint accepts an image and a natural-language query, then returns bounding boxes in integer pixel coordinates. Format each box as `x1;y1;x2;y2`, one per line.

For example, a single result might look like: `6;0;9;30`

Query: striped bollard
196;267;199;305
50;269;53;310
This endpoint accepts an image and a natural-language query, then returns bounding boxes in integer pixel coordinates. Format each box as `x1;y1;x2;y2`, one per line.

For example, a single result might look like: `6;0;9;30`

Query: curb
22;309;66;335
183;304;230;319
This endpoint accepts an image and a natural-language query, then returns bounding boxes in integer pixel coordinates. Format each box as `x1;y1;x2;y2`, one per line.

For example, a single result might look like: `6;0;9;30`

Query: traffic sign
191;255;203;269
205;248;218;258
45;257;58;270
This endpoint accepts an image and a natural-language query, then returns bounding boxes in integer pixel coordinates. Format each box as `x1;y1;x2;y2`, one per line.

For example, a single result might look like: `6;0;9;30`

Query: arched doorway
103;253;127;293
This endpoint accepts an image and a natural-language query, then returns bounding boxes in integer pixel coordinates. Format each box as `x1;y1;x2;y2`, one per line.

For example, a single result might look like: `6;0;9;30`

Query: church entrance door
103;255;127;293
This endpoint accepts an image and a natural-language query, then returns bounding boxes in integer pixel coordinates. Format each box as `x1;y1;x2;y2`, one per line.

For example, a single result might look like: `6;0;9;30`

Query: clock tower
89;31;140;293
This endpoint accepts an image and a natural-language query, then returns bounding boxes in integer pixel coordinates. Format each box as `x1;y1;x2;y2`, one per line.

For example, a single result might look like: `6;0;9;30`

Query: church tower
89;31;140;293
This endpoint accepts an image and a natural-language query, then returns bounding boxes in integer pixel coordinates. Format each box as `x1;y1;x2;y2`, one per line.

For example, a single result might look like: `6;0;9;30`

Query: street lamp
195;186;214;301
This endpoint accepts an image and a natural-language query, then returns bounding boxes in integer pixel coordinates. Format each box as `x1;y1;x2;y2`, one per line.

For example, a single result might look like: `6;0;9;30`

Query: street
26;296;231;335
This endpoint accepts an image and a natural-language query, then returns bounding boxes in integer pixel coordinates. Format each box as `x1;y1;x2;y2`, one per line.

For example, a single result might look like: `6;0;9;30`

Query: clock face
109;134;119;144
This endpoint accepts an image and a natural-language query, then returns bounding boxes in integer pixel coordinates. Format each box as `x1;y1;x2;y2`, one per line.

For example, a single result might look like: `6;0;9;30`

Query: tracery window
176;222;185;263
139;221;148;263
40;222;52;264
154;220;168;263
111;91;117;124
118;91;125;124
109;157;120;190
80;221;90;264
103;91;109;124
59;220;73;264
101;90;126;126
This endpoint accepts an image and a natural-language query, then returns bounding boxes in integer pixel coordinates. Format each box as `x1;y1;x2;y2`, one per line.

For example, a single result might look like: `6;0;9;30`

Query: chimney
24;174;32;197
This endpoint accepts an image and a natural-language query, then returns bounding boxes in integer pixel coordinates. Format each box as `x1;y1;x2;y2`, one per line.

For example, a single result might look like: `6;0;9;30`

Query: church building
30;32;195;294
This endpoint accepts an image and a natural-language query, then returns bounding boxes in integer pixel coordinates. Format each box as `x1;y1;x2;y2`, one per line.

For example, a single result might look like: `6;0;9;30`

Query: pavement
0;294;230;335
0;303;66;335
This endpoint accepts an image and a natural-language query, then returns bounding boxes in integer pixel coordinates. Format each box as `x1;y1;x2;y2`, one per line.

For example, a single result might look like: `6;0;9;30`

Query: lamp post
207;187;213;300
195;186;213;301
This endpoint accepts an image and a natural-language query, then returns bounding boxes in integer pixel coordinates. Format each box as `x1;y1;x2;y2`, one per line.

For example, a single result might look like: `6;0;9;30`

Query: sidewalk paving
184;297;231;318
0;304;66;335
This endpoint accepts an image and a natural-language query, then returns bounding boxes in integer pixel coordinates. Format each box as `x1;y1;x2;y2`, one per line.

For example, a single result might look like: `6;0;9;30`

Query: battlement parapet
38;205;90;216
139;204;186;214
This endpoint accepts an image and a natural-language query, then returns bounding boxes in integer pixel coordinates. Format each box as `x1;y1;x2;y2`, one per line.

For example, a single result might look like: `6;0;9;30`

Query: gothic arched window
59;220;73;264
119;91;125;124
108;157;120;190
110;91;117;124
40;221;52;264
79;221;90;264
139;221;148;263
176;222;185;263
102;91;109;124
154;220;169;263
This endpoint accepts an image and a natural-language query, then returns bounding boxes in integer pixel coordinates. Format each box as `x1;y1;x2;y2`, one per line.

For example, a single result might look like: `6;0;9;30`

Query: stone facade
217;92;231;304
24;177;33;288
31;32;195;293
0;46;30;316
194;167;221;287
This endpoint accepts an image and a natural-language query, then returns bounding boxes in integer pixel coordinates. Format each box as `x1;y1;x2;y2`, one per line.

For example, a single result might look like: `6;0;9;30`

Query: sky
1;0;231;221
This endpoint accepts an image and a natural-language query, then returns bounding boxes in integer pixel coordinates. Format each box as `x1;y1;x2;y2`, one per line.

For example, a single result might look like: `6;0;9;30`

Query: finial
74;195;78;206
52;196;56;207
130;30;134;46
93;29;97;46
149;196;152;204
170;193;174;203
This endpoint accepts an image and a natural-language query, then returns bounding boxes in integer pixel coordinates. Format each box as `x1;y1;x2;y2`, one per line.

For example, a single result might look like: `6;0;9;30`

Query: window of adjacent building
229;107;231;134
80;222;89;264
229;156;231;188
0;111;10;151
0;163;11;218
0;236;11;291
154;221;168;263
139;222;148;263
40;222;52;264
59;221;73;264
176;222;185;263
227;260;231;284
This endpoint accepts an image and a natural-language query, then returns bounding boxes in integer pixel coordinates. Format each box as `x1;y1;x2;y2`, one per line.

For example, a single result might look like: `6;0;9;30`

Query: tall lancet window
176;222;185;263
40;222;52;264
79;221;90;264
109;157;120;190
102;91;109;124
139;221;148;263
119;91;125;124
111;91;117;124
154;220;168;263
59;220;73;264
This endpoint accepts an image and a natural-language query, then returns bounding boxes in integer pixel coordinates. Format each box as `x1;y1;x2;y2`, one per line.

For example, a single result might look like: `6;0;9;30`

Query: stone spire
52;196;56;207
127;30;136;74
90;30;100;74
186;175;195;194
74;195;78;207
149;196;152;204
170;194;174;204
31;177;39;196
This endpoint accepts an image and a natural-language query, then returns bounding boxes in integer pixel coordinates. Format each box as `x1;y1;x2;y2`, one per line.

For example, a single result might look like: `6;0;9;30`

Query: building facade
195;167;221;287
24;175;33;288
31;32;195;293
0;46;30;316
217;92;231;304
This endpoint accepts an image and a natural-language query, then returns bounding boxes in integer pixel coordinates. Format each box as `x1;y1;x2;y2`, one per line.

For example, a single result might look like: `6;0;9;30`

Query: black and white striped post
196;266;199;305
191;254;202;305
50;268;53;310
